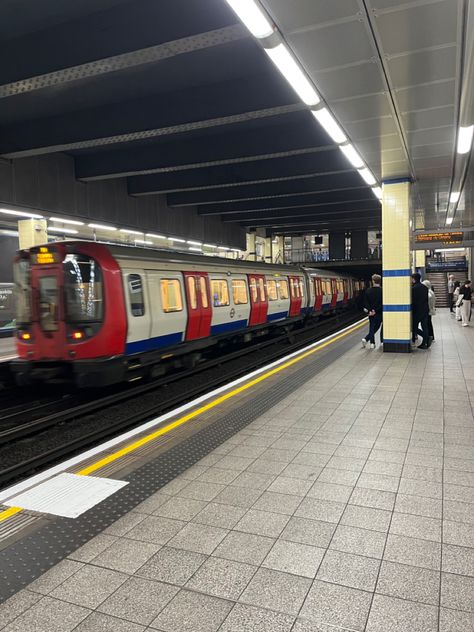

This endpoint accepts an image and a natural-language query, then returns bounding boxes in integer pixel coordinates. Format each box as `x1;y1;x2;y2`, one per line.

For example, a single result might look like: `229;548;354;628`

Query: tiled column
18;219;47;250
382;179;412;353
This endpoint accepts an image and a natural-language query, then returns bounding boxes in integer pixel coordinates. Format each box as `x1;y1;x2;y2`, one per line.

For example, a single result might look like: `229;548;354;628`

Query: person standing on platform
362;273;383;350
422;279;436;343
411;273;430;349
453;281;462;320
457;280;472;327
447;274;455;313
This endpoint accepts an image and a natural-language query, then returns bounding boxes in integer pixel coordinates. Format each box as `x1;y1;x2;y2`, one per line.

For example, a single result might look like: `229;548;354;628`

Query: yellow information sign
415;232;462;244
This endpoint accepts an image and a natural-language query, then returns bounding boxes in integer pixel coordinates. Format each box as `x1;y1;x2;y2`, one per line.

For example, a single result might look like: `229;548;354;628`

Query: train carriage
11;241;358;387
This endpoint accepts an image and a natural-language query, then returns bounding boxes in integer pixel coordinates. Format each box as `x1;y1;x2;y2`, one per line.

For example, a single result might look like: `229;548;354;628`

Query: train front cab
11;243;128;387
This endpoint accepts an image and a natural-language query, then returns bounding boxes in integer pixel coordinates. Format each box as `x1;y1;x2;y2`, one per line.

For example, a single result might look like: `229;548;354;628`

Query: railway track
0;311;363;489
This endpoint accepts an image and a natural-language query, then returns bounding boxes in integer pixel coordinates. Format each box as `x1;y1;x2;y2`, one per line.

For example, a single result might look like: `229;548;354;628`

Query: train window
232;279;248;305
13;259;31;325
267;280;278;301
38;276;59;331
64;255;103;323
200;277;209;308
322;279;331;294
187;277;197;310
249;278;258;303
278;279;289;300
211;279;229;307
337;280;344;293
128;274;145;317
258;278;266;301
299;279;305;297
290;278;300;298
160;279;183;313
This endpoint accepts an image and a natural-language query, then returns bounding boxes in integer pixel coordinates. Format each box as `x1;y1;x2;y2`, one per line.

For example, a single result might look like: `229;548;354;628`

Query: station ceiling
0;0;472;235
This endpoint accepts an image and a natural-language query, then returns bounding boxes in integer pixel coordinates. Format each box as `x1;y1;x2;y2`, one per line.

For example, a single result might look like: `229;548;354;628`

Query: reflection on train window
258;278;266;301
161;279;183;313
232;279;248;304
322;279;332;294
187;277;197;310
39;276;59;331
278;279;289;300
299;279;305;297
267;280;278;301
211;279;229;307
64;255;103;323
249;278;258;303
337;280;344;293
200;277;209;308
290;278;300;298
128;274;145;316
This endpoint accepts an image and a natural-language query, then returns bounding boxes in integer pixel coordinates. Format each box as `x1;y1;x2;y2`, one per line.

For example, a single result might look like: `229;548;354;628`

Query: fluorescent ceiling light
0;208;43;219
134;239;153;245
445;217;453;225
120;228;143;235
169;237;185;243
232;248;240;252
48;226;78;235
88;223;116;231
311;108;346;144
457;125;474;154
225;0;273;38
203;243;217;248
218;246;230;251
189;246;203;252
0;229;19;236
264;43;320;106
372;186;383;200
147;233;166;239
339;144;364;169
358;168;377;186
187;240;202;246
50;217;84;226
449;191;460;203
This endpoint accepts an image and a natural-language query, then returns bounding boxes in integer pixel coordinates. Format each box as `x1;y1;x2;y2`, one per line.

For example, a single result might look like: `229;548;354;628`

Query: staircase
425;272;450;307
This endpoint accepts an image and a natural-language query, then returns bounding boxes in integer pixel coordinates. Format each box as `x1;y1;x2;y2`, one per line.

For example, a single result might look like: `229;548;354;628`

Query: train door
330;279;337;309
248;274;268;325
343;279;349;304
184;272;212;340
314;278;323;311
30;264;65;358
123;269;152;351
289;275;302;316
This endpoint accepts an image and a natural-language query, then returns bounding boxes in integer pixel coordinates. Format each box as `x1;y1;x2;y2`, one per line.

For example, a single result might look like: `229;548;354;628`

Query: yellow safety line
78;320;366;476
0;506;22;522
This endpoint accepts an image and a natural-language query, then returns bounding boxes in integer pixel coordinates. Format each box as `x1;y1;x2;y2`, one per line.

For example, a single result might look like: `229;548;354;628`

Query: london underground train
11;241;362;387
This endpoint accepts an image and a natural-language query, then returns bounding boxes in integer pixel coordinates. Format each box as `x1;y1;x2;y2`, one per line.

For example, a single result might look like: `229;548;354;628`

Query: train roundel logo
230;308;235;318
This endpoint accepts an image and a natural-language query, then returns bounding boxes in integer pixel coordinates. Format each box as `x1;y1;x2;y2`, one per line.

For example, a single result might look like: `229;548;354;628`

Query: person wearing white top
422;280;436;342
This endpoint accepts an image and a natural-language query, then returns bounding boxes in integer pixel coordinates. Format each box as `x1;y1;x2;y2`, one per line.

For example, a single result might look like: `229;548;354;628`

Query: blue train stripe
211;319;247;335
125;331;183;355
267;310;288;322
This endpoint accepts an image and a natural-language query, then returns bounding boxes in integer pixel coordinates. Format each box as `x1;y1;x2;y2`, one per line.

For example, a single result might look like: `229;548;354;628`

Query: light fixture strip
224;0;274;39
457;125;474;154
50;216;85;226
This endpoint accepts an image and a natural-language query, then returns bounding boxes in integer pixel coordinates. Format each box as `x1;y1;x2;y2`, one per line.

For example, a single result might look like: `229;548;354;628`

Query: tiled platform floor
1;310;473;631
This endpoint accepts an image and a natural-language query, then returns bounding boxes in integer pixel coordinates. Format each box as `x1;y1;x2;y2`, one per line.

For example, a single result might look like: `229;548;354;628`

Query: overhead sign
32;246;60;265
415;232;463;244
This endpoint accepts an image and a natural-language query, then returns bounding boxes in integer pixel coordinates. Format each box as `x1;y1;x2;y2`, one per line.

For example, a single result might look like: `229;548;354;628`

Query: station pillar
382;179;412;353
351;230;368;260
328;231;345;260
18;219;48;250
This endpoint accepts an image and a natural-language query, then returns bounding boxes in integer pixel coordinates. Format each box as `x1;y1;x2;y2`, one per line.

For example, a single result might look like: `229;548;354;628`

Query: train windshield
64;255;103;323
13;259;32;325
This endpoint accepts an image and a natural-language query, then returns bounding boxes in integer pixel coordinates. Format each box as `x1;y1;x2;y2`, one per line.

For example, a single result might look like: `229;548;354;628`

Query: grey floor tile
398;478;442;499
444;483;474;503
159;478;190;496
150;589;233;632
104;511;146;536
442;543;474;576
178;480;225;501
444;500;474;525
74;612;146;631
214;455;255;471
384;534;441;570
193;502;246;529
2;596;90;632
317;468;360;486
327;455;366;472
292;619;355;632
300;580;372;631
197;467;241;485
366;593;438;631
247;458;287;476
92;537;160;574
267;476;314;496
213;486;262;509
137;546;206;585
349;487;396;511
292;452;332;468
263;540;325;578
295;497;345;524
281;516;335;548
219;603;294;632
68;534;118;563
443;520;474;548
0;591;41;630
234;509;289;538
376;560;440;605
439;607;474;632
390;512;441;542
239;567;311;615
98;577;178;625
134;492;169;514
281;463;322;481
441;572;474;612
356;472;400;493
212;531;275;565
394;493;442;519
363;460;403;477
28;559;83;595
50;565;127;609
341;504;391;533
252;491;302;515
186;556;256;600
231;472;275;491
154;496;207;521
168;522;228;554
126;515;186;545
316;549;381;591
330;524;386;559
306;481;353;503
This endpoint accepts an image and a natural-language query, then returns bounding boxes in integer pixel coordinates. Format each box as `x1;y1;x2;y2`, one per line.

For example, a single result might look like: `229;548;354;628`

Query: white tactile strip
4;473;128;518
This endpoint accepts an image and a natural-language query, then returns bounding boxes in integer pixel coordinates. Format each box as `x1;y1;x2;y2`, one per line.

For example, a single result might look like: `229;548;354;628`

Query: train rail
0;311;363;489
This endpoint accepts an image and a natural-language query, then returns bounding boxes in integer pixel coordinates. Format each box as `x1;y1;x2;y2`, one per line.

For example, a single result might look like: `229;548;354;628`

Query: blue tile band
383;304;411;312
383;269;411;277
383;339;412;344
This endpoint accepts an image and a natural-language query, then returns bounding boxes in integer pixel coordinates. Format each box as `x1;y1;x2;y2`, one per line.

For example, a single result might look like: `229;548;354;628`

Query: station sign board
415;232;463;244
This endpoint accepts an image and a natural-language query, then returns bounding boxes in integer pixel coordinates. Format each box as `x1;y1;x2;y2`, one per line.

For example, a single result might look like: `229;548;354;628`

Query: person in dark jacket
362;274;383;349
457;280;472;326
412;273;430;348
